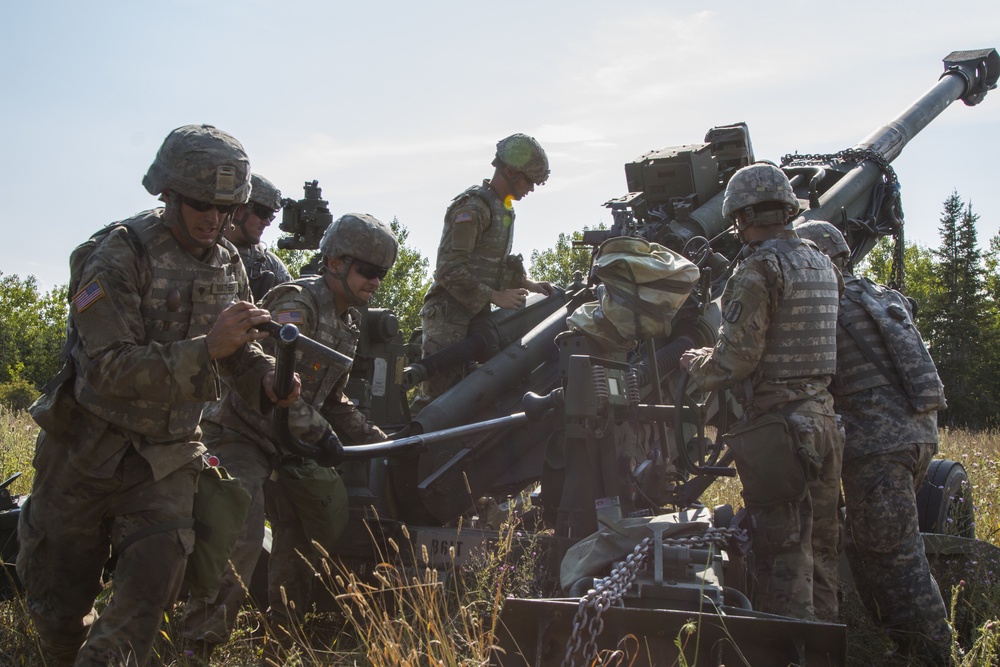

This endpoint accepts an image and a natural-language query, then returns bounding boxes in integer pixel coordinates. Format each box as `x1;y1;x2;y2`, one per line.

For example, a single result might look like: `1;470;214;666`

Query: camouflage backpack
839;277;946;413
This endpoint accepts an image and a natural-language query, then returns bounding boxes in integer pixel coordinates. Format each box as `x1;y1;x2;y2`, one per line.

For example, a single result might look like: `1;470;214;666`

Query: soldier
416;133;556;406
679;163;844;622
796;221;950;663
180;213;398;660
225;172;291;301
16;124;300;667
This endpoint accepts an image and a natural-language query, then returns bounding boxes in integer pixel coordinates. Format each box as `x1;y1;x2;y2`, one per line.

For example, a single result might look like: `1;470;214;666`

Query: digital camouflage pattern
19;207;273;666
248;172;282;210
319;212;399;268
184;273;384;649
686;229;844;622
142;124;251;205
495;133;549;184
843;444;951;663
797;219;950;658
235;241;291;302
795;220;850;264
722;163;799;222
419;180;519;399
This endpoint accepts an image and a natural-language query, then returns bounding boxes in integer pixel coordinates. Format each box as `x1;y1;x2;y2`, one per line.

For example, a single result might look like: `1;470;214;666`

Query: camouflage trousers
843;444;951;659
264;475;323;651
414;298;482;407
17;431;198;667
180;424;273;648
748;410;843;622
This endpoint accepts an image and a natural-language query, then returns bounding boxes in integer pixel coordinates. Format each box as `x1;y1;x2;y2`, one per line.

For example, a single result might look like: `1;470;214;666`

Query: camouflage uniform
180;273;384;650
419;180;519;399
834;275;950;660
235;241;291;302
687;231;843;622
18;209;274;667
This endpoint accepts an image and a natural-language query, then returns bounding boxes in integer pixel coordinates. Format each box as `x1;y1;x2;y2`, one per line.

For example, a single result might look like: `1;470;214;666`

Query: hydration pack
839;277;946;413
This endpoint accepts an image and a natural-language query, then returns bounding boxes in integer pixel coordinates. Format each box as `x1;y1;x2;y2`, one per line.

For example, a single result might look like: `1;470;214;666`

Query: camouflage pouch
185;465;252;598
276;458;349;553
723;413;813;508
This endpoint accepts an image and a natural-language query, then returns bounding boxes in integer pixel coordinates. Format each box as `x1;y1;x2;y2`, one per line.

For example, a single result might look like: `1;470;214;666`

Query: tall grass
3;407;1000;665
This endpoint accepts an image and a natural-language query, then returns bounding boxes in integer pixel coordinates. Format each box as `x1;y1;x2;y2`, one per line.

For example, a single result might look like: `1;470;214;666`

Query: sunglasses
347;257;390;280
181;195;237;216
251;203;277;223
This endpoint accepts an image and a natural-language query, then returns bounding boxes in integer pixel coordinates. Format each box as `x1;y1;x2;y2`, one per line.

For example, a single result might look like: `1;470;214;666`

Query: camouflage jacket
234;241;291;302
423;180;517;318
206;274;385;453
38;209;274;480
688;232;842;415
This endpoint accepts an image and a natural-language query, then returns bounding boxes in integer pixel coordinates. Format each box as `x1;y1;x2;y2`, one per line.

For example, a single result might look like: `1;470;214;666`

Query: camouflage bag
275;458;349;553
185;465;252;598
841;278;946;413
723;413;820;508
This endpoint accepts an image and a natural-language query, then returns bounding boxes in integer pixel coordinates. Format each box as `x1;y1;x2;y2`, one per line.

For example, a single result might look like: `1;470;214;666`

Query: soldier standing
679;163;844;622
416;133;555;406
17;124;299;666
796;221;950;663
225;173;291;301
180;213;398;660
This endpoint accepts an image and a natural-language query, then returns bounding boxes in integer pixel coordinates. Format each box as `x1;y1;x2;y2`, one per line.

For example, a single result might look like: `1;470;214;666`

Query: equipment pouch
276;458;349;554
185;465;252;599
723;413;808;508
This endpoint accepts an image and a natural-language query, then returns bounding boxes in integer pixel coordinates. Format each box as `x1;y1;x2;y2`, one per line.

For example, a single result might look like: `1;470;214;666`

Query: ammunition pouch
723;413;821;508
498;253;526;290
185;465;252;598
276;458;349;553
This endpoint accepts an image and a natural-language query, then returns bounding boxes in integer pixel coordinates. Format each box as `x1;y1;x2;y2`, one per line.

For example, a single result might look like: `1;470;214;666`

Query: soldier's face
243;204;276;243
177;198;230;251
509;171;535;201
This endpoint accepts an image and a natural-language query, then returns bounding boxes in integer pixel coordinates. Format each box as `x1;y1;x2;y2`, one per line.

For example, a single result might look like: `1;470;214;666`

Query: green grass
3;406;1000;665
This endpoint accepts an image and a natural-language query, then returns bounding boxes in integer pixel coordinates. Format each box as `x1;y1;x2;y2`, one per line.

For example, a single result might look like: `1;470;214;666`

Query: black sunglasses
251;203;277;223
347;257;390;280
181;195;237;215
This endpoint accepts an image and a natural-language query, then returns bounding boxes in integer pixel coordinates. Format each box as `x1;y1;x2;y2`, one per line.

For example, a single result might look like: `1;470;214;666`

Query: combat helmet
493;133;550;185
248;173;282;211
722;163;799;224
796;220;851;266
320;213;399;269
142;124;251;205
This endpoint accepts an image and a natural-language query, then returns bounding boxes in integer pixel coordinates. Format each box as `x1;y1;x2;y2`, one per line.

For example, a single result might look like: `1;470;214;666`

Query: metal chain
781;147;906;288
561;526;747;666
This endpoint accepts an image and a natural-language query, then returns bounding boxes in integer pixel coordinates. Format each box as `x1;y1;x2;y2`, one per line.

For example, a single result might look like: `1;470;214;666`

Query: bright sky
2;2;998;291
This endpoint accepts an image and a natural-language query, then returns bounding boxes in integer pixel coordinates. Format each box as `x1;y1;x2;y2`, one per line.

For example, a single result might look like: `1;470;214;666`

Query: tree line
1;194;996;427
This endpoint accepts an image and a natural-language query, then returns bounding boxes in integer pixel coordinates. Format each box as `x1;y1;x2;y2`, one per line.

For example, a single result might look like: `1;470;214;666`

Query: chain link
561;526;747;666
780;147;906;289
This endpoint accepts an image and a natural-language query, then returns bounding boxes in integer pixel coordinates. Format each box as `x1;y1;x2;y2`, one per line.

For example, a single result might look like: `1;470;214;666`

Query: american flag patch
275;310;303;324
455;212;473;223
73;280;105;312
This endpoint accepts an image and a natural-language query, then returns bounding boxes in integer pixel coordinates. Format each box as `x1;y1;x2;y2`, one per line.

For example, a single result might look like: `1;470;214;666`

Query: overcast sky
2;1;998;291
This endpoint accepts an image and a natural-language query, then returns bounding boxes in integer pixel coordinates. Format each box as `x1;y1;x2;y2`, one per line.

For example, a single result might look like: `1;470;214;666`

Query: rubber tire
916;459;975;538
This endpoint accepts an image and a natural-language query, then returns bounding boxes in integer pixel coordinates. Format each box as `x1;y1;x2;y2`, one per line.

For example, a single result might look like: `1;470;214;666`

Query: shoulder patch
723;300;743;323
455;212;474;223
73;279;105;313
275;310;304;325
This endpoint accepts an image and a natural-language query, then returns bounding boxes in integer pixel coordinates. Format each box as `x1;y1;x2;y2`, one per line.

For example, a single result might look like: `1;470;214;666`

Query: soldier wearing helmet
797;221;950;663
416;133;556;406
180;213;398;660
225;173;292;301
680;163;844;623
18;124;300;667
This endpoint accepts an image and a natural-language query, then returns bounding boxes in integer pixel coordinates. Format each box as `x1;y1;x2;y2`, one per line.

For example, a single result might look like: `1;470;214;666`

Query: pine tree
926;193;996;427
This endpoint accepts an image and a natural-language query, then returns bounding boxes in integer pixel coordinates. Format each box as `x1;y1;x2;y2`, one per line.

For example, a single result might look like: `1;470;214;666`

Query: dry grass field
2;404;1000;666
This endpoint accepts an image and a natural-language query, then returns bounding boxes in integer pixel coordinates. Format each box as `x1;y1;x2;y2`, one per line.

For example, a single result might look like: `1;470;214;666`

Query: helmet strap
327;256;368;308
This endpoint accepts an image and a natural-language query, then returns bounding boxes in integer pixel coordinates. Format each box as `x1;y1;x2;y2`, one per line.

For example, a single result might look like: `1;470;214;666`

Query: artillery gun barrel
793;49;998;230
